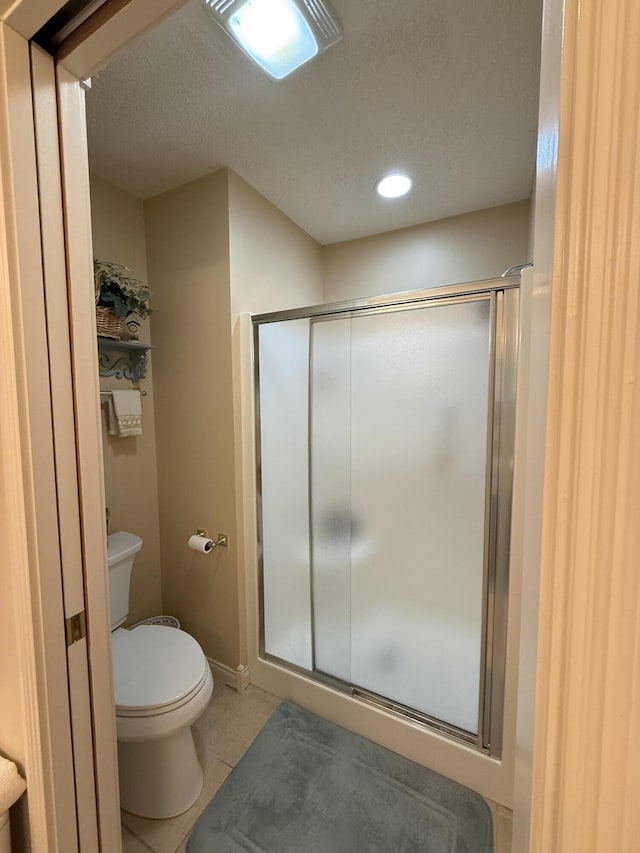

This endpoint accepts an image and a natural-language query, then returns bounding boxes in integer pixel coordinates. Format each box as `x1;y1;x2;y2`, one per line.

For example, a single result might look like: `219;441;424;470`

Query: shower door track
352;687;481;750
253;275;520;758
263;649;482;750
252;275;519;325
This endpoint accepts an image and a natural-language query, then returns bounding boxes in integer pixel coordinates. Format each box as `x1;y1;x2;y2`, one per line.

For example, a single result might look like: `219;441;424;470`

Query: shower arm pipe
251;274;520;325
502;262;533;277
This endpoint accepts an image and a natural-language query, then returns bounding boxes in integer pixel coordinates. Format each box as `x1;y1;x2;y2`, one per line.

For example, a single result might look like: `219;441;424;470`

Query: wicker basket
96;306;126;340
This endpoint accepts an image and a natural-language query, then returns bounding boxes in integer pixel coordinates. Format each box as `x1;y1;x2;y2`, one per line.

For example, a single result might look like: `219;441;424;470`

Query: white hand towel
0;756;26;812
108;389;143;437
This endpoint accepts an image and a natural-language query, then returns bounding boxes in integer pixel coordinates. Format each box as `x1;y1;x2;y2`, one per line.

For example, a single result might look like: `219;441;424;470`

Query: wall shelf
97;338;153;382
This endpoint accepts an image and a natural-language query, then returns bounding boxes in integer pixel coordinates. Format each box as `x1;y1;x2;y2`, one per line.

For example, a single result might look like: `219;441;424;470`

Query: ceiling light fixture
203;0;343;80
375;173;413;199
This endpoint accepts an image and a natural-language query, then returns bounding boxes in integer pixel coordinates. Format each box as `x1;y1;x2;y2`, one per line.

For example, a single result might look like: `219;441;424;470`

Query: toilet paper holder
196;528;228;548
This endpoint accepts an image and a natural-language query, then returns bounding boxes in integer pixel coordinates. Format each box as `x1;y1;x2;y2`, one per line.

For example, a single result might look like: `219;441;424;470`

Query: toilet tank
107;532;143;629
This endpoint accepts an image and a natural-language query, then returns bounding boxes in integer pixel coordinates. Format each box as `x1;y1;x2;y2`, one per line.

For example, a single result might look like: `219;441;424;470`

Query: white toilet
107;531;214;819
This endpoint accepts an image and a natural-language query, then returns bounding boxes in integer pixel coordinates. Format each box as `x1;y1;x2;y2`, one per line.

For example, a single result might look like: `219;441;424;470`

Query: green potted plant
94;260;152;340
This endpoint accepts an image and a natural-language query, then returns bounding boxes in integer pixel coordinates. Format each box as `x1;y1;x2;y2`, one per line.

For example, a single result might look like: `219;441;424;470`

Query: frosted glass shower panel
310;318;352;682
349;300;492;733
258;319;313;670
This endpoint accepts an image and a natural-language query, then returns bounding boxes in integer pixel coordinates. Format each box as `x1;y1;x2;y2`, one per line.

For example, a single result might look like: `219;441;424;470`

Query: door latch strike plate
65;611;87;647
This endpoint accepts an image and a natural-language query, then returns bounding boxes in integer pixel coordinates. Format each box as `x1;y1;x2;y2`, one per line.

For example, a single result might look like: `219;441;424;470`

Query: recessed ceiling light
375;173;413;199
203;0;343;81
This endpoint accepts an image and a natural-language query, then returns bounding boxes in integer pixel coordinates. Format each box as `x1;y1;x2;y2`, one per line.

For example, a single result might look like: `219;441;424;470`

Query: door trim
56;62;122;853
0;24;123;851
527;0;640;848
0;23;78;852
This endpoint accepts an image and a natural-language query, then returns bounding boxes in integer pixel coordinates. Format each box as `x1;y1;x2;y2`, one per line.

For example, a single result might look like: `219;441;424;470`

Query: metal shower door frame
252;276;519;757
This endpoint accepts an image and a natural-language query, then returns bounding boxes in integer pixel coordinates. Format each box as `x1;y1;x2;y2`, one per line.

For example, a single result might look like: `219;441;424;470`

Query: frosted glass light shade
229;0;318;80
204;0;343;81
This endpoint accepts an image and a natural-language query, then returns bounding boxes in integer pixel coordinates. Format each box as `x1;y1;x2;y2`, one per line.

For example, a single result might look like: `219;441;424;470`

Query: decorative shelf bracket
97;338;153;383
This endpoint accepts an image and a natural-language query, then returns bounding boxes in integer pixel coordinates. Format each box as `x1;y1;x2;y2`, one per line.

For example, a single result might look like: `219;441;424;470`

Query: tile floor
121;681;513;853
486;798;514;853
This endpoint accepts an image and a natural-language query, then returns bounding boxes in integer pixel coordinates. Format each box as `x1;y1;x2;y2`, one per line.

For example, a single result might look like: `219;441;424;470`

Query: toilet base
118;726;203;819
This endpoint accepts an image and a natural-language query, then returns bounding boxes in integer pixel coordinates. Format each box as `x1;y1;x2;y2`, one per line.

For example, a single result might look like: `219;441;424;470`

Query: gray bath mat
187;701;493;852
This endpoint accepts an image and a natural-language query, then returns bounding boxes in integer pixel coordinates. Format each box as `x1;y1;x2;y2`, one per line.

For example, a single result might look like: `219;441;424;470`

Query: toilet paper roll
188;534;214;553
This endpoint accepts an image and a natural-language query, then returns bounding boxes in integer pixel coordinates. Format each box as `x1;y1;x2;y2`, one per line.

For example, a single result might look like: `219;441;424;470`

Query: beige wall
90;175;162;624
143;168;324;669
144;169;239;667
323;200;531;301
228;170;324;319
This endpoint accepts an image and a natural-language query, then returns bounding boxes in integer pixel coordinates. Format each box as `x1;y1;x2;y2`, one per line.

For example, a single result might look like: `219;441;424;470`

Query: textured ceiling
86;0;542;244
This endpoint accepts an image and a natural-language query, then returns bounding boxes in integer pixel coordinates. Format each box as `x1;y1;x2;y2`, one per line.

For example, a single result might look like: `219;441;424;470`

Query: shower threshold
264;652;484;753
352;687;481;750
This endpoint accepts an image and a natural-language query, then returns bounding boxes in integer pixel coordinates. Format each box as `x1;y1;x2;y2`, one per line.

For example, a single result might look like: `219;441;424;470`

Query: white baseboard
207;657;250;693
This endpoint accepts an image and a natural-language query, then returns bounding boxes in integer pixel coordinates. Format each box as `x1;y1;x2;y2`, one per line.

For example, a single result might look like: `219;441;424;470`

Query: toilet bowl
108;532;214;819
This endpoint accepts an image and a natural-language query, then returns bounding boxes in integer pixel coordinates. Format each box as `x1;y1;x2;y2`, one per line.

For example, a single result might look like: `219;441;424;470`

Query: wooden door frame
527;0;640;849
2;0;639;849
0;24;80;851
0;19;124;852
56;60;123;853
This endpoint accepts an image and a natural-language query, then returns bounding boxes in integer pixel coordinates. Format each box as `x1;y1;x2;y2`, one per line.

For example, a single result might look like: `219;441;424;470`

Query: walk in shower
253;277;518;756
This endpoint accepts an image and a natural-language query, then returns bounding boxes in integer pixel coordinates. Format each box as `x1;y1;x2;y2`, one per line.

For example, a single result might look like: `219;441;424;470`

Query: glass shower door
311;299;492;735
256;281;517;752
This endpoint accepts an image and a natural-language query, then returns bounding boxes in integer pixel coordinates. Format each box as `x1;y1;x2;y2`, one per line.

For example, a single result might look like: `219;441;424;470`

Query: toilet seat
112;625;208;716
116;669;210;717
